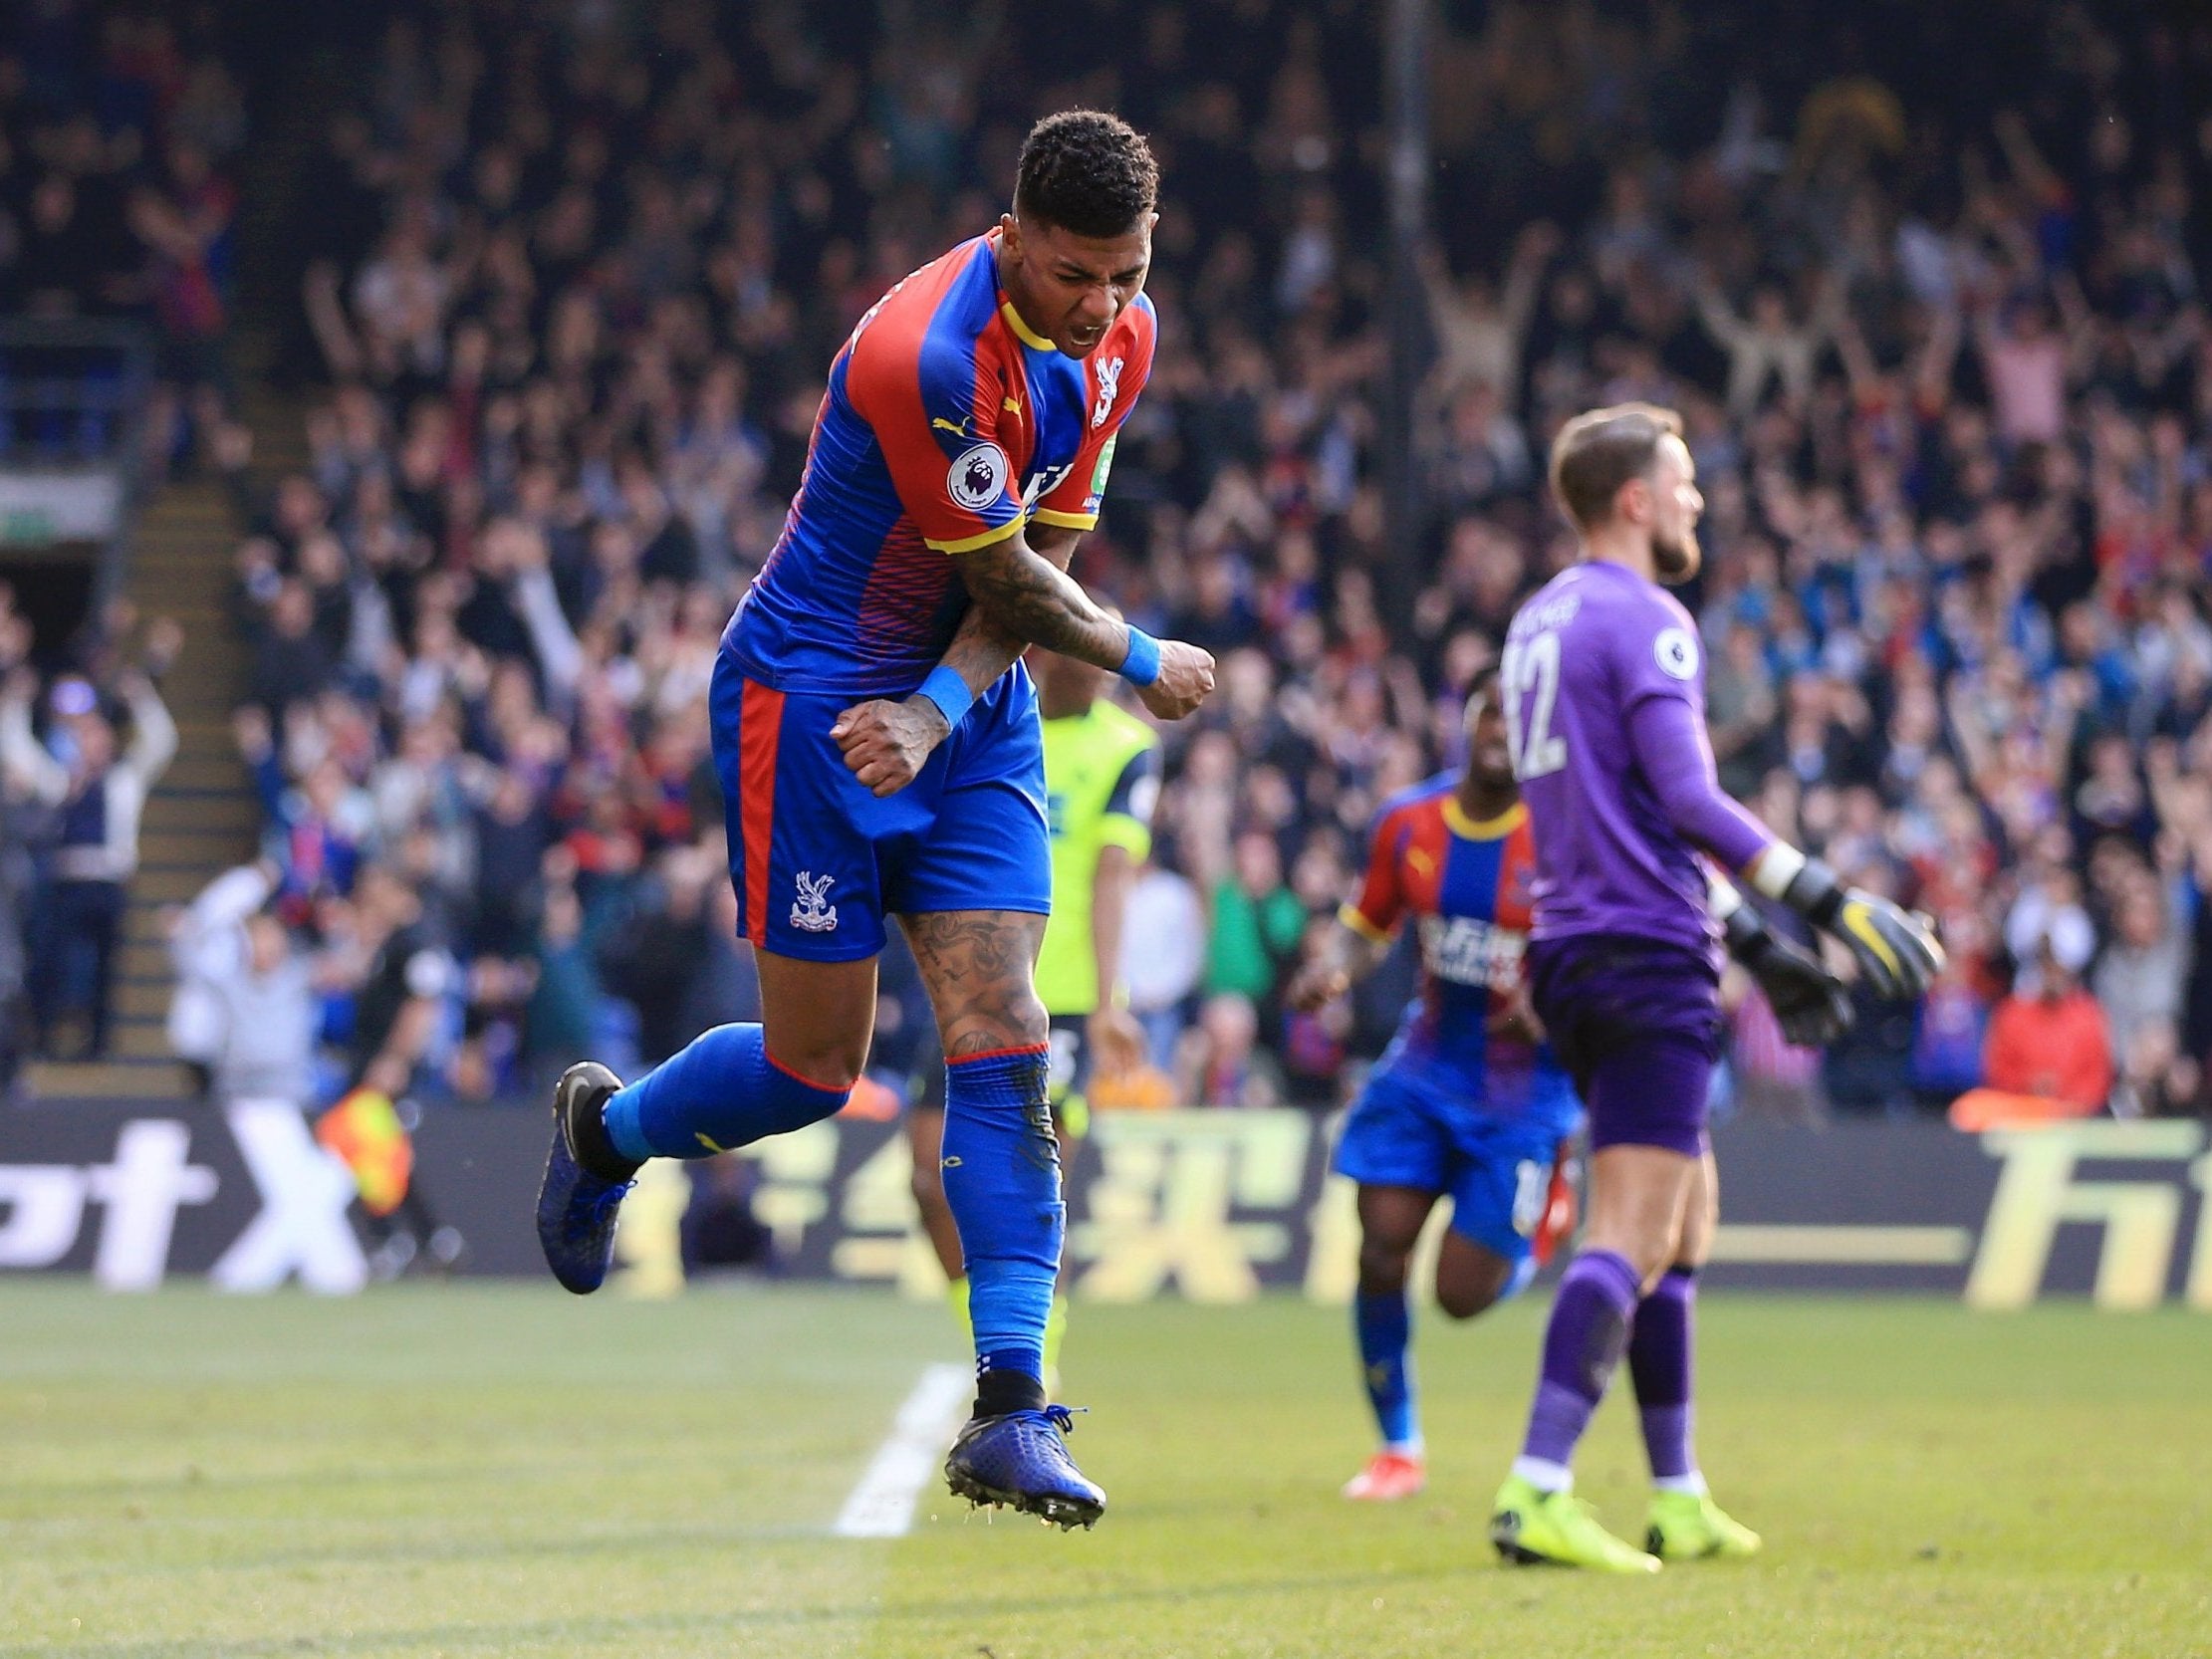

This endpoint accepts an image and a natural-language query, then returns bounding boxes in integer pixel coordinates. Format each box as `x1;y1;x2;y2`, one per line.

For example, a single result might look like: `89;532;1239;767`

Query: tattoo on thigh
901;911;1051;1057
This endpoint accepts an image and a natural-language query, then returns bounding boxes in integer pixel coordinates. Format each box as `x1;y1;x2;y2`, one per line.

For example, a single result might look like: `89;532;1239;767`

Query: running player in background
1488;403;1939;1571
535;111;1214;1531
1293;670;1847;1505
907;642;1161;1382
1288;669;1580;1503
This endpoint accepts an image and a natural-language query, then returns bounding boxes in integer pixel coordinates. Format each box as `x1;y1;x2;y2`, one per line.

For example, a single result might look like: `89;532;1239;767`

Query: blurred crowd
0;1;246;468
10;0;2212;1125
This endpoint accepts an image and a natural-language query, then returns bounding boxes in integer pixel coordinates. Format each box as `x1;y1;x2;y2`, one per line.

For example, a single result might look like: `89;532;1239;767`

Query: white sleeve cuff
1748;843;1807;901
1705;865;1743;920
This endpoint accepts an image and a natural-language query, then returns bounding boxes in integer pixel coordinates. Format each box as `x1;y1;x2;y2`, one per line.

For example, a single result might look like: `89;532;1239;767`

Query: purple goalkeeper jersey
1501;559;1774;958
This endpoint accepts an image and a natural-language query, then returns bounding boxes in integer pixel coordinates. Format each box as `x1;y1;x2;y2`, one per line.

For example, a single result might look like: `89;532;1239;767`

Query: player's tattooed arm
835;525;1214;797
830;526;1083;798
933;522;1089;700
956;527;1131;669
965;529;1215;720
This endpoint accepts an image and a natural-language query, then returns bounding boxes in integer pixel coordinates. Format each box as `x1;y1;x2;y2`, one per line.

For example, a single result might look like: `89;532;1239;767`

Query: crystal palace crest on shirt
1091;356;1124;429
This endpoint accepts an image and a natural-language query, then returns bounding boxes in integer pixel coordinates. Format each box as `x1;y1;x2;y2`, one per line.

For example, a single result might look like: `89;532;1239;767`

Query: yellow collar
999;299;1056;353
1443;799;1526;839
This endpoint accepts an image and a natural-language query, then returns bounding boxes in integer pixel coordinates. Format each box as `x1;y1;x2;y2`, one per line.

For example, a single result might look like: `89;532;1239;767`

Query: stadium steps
111;1015;183;1061
23;44;309;1104
114;979;170;1021
119;941;172;979
23;1059;195;1102
237;385;310;471
24;479;254;1106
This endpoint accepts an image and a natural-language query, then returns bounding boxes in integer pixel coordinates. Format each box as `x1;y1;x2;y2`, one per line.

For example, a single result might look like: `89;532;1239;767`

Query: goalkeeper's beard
1652;527;1701;584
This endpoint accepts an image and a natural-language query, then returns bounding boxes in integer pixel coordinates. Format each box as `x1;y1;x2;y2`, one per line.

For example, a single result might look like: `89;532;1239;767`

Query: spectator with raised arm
2;661;177;1058
166;860;316;1105
1694;273;1843;418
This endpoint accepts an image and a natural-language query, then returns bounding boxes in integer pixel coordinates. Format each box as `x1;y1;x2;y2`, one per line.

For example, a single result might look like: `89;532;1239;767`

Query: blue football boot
535;1062;638;1295
943;1405;1106;1531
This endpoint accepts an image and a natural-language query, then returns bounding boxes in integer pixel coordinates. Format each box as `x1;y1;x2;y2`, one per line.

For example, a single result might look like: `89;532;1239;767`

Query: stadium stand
0;3;256;1099
8;0;2212;1126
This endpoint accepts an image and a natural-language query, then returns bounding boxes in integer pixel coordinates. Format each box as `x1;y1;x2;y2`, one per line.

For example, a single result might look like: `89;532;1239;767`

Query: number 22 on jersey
1501;630;1567;780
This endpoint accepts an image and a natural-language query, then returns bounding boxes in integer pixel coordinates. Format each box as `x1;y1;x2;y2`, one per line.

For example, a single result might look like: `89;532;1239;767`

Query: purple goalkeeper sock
1518;1249;1642;1477
1628;1265;1699;1482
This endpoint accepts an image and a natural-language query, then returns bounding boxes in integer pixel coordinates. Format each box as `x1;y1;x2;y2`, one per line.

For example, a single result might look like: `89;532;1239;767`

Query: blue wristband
916;665;974;731
1118;626;1162;688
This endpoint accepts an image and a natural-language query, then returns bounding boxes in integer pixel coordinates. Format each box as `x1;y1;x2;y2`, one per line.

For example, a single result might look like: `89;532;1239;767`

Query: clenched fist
1286;958;1351;1014
832;696;951;798
1136;639;1216;720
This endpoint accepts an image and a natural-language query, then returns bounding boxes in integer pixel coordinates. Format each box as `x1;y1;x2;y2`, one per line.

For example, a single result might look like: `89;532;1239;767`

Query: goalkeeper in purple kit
1487;403;1938;1571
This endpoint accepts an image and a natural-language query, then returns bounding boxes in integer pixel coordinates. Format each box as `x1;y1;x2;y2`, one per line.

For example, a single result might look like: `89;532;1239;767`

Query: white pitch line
832;1362;972;1539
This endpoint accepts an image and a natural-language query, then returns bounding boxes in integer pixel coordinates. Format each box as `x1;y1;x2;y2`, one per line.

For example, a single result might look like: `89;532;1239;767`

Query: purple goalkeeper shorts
1528;935;1722;1158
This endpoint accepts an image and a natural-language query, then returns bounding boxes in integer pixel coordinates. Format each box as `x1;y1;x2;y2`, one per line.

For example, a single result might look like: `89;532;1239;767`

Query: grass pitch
1;1283;2206;1658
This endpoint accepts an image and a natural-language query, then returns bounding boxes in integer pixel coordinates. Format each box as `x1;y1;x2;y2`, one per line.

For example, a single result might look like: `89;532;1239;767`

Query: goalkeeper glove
1720;903;1854;1048
1770;855;1945;1001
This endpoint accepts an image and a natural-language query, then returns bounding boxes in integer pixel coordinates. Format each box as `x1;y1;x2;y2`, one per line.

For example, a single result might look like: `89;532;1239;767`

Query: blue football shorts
1332;1067;1576;1291
711;649;1051;963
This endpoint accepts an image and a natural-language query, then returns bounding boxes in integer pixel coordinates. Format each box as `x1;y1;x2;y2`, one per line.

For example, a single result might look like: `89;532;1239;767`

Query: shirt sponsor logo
1417;914;1526;991
1089;434;1118;500
791;871;840;934
1654;626;1699;681
947;442;1009;513
1023;459;1076;510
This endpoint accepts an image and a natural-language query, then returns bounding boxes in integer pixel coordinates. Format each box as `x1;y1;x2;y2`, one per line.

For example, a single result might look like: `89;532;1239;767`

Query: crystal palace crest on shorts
790;871;839;933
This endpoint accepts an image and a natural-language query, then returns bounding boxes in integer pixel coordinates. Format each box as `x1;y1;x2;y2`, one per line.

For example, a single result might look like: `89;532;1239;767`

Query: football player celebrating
535;111;1213;1532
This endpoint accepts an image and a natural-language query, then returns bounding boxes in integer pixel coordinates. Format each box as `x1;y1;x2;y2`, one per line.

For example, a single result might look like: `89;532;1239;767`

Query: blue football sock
602;1023;848;1161
939;1045;1060;1389
1355;1289;1420;1450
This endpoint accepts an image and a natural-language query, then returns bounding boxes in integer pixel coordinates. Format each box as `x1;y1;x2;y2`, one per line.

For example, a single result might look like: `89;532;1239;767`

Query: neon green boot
1645;1489;1762;1560
1489;1476;1661;1573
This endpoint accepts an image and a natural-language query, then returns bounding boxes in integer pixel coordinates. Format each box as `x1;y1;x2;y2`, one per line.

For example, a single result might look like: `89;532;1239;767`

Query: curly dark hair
1014;110;1157;238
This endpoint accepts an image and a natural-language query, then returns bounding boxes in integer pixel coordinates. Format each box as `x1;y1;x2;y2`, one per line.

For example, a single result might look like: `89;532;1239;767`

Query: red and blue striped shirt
1346;776;1579;1131
727;230;1156;696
